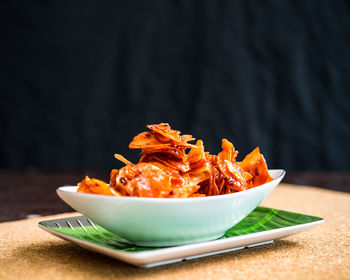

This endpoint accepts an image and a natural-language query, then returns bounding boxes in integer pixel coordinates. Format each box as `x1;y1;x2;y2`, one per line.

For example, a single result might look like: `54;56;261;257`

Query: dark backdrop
1;1;350;171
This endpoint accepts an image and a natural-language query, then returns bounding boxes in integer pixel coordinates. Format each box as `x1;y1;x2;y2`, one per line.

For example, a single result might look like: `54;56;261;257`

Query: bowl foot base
133;233;225;247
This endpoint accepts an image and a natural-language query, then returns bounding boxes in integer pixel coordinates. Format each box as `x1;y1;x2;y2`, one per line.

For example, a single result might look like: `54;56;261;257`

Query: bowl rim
57;169;285;203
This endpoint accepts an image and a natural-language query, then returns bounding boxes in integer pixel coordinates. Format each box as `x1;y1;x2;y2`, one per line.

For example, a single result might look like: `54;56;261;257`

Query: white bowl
57;169;285;247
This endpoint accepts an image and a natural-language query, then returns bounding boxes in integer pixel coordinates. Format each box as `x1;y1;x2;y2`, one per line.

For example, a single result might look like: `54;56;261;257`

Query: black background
1;1;350;171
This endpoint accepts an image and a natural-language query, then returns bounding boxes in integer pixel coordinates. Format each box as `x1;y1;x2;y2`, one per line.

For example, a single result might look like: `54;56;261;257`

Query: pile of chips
78;123;273;198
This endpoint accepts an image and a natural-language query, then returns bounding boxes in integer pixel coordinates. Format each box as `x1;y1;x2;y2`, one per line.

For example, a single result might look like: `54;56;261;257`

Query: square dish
39;206;323;267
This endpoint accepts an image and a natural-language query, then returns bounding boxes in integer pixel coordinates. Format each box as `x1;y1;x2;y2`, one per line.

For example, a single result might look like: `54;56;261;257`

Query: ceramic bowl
57;169;285;247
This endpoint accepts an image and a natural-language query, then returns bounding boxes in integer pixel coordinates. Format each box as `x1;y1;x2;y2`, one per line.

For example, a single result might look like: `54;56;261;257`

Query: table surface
1;183;349;280
0;169;349;223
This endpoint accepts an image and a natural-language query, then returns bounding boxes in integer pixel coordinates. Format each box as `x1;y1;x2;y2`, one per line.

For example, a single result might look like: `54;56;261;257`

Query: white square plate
39;206;323;267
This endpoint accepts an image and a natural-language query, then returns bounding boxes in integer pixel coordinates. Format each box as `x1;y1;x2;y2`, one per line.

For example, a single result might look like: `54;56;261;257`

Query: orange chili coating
77;176;121;196
77;123;273;198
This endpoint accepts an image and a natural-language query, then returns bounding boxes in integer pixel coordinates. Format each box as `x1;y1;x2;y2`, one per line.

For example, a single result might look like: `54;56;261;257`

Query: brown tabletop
1;183;349;279
0;169;349;223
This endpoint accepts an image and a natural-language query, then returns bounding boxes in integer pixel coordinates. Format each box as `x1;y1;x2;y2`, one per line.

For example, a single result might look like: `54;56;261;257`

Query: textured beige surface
0;183;350;280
